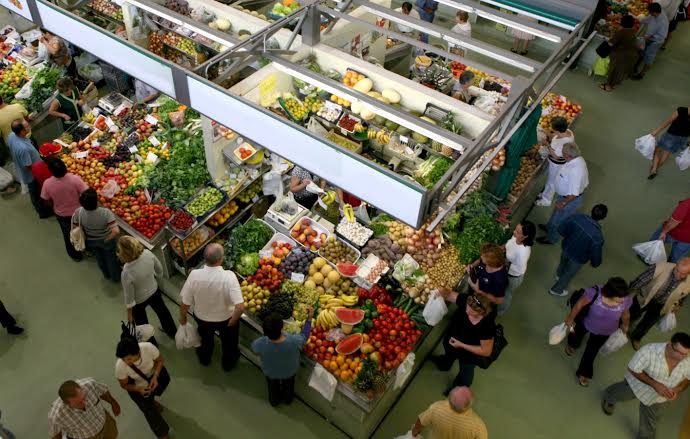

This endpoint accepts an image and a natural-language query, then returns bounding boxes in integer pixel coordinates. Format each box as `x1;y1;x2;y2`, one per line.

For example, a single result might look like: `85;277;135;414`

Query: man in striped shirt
411;386;488;439
602;332;690;439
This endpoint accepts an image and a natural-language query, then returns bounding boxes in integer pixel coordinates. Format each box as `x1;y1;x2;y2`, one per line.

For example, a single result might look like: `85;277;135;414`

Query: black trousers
266;376;296;406
629;297;664;343
132;290;177;338
438;334;478;388
567;320;610;379
56;214;82;260
28;180;51;218
127;367;170;438
195;318;240;370
0;300;17;328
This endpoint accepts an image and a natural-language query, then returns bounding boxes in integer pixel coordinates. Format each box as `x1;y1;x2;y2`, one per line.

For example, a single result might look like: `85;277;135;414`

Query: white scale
264;199;308;231
98;93;132;114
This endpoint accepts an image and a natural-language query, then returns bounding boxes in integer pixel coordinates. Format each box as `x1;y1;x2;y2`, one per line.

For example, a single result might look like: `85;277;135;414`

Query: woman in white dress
510;16;538;55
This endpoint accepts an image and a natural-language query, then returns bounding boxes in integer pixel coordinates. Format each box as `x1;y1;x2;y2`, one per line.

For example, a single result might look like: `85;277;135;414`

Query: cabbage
236;252;260;276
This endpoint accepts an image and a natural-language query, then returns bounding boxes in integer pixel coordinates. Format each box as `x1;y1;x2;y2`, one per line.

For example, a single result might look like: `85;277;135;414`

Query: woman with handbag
430;292;496;392
115;337;170;439
563;277;632;387
465;243;509;306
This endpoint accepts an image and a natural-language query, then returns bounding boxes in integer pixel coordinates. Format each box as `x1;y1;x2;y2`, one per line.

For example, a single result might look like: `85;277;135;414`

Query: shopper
32;143;62;192
48;378;121;439
535;116;576;206
431;292;496;390
290;166;325;209
648;106;690;179
134;79;160;104
117;236;177;341
632;3;669;80
602;332;690;439
414;0;438;43
394;2;421;38
564;277;631;387
600;15;639;92
537;143;589;245
466;243;508;306
252;308;314;406
547;204;607;297
0;299;23;335
498;220;536;315
41;156;88;261
0;96;29;143
510;16;538;55
49;77;84;129
7;119;46;217
179;243;245;371
72;188;121;282
448;11;471;56
649;197;690;262
115;337;170;439
40;28;76;77
681;403;690;439
410;386;488;439
627;257;690;350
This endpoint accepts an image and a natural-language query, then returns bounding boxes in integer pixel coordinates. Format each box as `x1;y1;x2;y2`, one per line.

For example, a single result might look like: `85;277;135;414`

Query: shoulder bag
568;286;601;324
473;324;508;370
70;208;86;251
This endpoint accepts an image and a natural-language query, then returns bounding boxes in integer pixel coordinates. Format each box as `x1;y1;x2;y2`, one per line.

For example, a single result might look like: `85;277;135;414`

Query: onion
433;238;440;245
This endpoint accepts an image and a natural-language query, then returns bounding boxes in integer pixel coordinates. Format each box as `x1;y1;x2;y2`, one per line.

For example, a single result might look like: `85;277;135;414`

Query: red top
341;191;362;207
670;198;690;242
31;161;52;188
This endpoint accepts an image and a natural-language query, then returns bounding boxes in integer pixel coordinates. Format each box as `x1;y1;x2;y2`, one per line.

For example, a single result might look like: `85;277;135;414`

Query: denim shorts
642;41;663;64
658;132;689;154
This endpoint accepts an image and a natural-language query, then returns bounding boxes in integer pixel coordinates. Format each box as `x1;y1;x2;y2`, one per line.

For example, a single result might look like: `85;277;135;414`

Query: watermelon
335;308;365;335
336;333;363;355
337;262;358;277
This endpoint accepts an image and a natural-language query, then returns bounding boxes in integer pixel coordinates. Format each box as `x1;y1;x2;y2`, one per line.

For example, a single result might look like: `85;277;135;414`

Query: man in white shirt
180;243;245;371
394;2;421;37
537;143;589;244
602;332;690;439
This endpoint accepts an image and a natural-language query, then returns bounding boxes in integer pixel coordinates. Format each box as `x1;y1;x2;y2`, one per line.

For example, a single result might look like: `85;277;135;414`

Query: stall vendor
49;77;84;129
336;189;370;222
134;79;160;104
290;166;326;209
394;2;421;38
452;71;478;104
40;28;76;78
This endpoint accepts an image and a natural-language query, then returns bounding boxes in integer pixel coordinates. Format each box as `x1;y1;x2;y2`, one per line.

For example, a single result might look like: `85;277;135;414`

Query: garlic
336;220;373;246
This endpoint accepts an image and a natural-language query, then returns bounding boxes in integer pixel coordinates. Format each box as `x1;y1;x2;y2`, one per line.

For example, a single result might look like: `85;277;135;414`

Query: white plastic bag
676;148;690;171
394;353;415;389
548;323;569;345
599;328;628;355
394;431;420;439
135;324;155;342
633;240;667;264
100;179;121;199
422;290;448;326
308;363;338;402
657;313;677;332
635;134;656;160
175;322;201;349
0;167;14;190
262;171;283;199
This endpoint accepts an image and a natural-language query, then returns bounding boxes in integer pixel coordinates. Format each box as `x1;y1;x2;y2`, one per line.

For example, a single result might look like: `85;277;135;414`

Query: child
252;307;314;406
449;11;471;56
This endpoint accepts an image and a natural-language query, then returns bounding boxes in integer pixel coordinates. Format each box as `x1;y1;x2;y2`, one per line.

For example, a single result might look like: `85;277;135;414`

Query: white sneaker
549;289;569;297
535;199;551;207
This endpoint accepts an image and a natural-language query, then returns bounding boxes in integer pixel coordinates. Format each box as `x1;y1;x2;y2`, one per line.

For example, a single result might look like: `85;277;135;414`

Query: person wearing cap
42;156;89;261
32;143;61;189
452;71;477;104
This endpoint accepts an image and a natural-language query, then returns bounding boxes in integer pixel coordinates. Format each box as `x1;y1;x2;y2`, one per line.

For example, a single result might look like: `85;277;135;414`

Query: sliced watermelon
335;308;364;325
337;262;358;277
336;333;363;355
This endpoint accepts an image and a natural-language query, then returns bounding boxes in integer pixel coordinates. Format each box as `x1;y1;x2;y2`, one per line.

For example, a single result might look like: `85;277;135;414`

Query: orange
329;362;339;373
340;370;351;381
350;362;358;371
340;362;349;371
336;355;345;366
322;360;331;369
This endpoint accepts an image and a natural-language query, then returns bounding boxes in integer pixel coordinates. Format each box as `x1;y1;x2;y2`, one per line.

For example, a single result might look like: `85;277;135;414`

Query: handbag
595;40;611;58
473;324;508;370
128;363;170;398
70;208;86;251
568;286;601;324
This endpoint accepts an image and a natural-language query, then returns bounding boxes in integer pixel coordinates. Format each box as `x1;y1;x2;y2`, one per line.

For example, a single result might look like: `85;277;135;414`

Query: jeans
545;194;584;243
86;238;121;282
550;251;584;295
0;300;17;328
132;290;177;338
195;318;240;370
567;320;610;379
650;225;690;263
629;297;664;343
603;380;667;439
57;215;83;260
537;161;563;204
266;376;296;406
497;275;523;315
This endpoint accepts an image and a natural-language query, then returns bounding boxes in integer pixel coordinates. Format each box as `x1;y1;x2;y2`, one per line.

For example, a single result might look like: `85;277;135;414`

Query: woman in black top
649;107;690;179
467;243;509;306
431;292;495;391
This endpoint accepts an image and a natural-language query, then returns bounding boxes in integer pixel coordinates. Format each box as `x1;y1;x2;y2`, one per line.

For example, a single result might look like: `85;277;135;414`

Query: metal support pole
301;2;321;46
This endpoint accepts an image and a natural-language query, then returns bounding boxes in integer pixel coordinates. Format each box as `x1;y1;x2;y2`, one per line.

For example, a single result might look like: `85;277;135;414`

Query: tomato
319;346;326;353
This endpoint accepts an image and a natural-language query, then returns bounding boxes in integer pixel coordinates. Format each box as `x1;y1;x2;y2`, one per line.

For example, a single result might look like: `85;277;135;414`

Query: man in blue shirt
414;0;439;43
7;119;45;217
549;204;608;297
633;2;669;79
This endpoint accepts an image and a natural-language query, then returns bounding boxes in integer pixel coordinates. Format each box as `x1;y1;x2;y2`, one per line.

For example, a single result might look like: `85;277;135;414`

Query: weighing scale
264;198;308;233
98;93;132;114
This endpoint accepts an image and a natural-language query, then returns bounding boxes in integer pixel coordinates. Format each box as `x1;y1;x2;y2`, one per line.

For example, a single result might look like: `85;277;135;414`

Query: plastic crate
99;62;131;93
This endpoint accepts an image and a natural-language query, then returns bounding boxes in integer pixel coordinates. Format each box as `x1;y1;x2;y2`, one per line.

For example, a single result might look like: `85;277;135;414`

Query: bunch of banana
338;294;358;306
319;294;345;309
316;308;338;329
367;128;378;140
354;123;366;133
375;129;391;145
82;112;96;124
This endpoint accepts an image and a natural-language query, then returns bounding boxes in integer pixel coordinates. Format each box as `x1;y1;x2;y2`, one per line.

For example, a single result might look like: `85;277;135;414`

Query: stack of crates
99;62;131;93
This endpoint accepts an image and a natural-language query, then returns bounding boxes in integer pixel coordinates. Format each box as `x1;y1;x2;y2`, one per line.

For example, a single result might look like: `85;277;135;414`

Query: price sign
148;136;160;146
404;147;414;155
145;114;159;126
259;249;273;259
146;152;159;163
73;150;89;159
400;135;409;144
135;154;143;163
144;188;152;202
161;142;169;150
291;272;305;283
128;145;138;153
91;140;100;147
252;195;259;203
105;117;116;129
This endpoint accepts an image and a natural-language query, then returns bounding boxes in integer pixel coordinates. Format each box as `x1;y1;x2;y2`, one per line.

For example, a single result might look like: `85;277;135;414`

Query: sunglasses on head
469;295;486;312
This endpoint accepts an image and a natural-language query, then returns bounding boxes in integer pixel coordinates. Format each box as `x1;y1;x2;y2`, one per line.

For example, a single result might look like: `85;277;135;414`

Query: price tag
252;195;259;203
161;142;169;150
105;117;116;129
324;101;341;111
291;272;305;283
128;145;138;153
145;114;158;126
259;249;273;259
400;135;408;144
146;152;159;163
135;154;143;163
148;136;160;146
404;147;414;155
144;188;152;203
91;140;100;147
73;150;89;159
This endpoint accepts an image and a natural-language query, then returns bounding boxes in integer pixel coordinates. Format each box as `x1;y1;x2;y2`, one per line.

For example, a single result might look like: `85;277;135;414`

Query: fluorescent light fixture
127;0;235;48
442;34;535;72
359;5;442;38
271;60;465;152
434;0;562;42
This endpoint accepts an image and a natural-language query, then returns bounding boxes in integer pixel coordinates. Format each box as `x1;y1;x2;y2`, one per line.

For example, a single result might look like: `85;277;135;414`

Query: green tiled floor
1;25;690;439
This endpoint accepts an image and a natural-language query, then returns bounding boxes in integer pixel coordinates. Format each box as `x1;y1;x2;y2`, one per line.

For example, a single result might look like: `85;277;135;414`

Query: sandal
565;346;576;356
598;84;613;92
577;375;589;387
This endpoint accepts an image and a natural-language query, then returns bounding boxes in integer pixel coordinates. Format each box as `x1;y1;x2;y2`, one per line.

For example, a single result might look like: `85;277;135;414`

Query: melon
361;343;375;354
337;262;358;277
313;257;327;269
327;271;340;283
374;115;387;125
335;308;365;335
382;89;401;104
335;333;364;355
396;125;412;135
353;78;373;93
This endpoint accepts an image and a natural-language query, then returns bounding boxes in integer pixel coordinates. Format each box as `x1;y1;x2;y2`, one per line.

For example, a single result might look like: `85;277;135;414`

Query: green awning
491;0;580;27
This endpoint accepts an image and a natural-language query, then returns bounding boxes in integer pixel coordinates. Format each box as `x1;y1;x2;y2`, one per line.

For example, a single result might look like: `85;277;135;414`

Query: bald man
180;243;245;371
411;386;488;439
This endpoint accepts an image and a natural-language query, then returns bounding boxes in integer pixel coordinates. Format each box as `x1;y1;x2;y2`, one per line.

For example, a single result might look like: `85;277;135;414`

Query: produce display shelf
83;6;124;27
114;216;168;250
152;18;220;54
208;201;255;237
169;227;216;261
160;40;199;64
